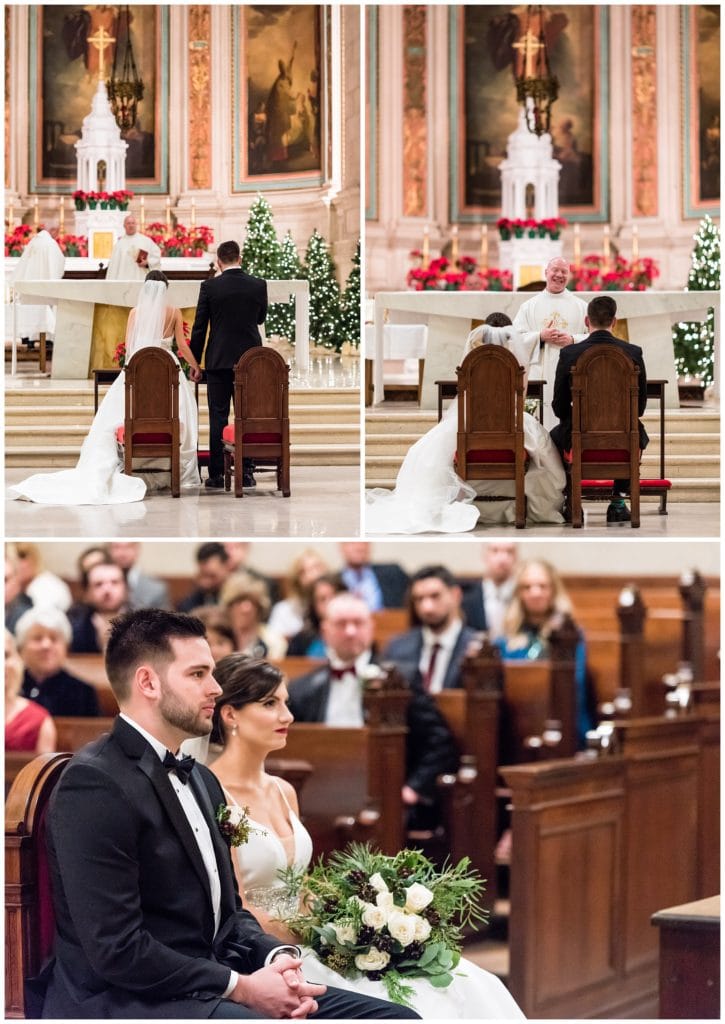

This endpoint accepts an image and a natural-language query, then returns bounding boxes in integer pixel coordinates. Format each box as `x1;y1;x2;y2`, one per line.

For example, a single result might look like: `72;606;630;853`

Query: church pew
501;712;708;1019
63;654;118;714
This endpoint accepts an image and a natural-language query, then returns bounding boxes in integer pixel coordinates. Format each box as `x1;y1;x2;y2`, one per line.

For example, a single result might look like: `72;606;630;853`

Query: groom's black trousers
206;369;252;479
210;985;420;1018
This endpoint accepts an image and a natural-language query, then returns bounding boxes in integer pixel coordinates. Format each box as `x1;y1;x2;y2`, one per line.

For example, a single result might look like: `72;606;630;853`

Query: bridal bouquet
284;843;486;1007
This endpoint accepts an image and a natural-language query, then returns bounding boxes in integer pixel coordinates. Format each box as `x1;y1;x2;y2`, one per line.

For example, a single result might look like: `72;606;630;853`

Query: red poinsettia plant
146;221;214;257
4;224;34;256
114;320;193;376
407;251;512;292
73;189;134;210
496;217;567;240
568;254;659;291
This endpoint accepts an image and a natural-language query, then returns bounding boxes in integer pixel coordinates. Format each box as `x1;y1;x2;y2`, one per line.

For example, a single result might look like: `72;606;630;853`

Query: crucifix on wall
87;24;116;79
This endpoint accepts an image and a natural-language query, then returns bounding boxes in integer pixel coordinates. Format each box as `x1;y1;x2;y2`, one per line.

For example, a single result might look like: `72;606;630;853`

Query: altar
8;273;311;377
371;291;720;408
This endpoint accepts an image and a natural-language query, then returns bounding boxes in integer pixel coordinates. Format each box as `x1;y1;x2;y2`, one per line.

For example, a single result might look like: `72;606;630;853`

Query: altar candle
33;197;39;228
603;224;610;268
165;196;171;232
191;198;196;228
573;223;581;265
140;195;145;232
7;201;13;231
631;223;639;262
59;195;65;233
451;224;459;264
422;224;430;269
479;224;488;272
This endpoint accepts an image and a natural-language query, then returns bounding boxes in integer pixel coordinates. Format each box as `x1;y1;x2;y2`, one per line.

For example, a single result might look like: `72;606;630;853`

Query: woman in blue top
496;559;593;747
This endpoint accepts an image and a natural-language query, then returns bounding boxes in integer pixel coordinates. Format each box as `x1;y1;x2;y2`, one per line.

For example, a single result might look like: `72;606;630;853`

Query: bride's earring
231;725;238;736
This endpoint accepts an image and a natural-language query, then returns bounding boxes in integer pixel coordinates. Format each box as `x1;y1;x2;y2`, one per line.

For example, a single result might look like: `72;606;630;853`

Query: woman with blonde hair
268;548;329;638
497;559;593;746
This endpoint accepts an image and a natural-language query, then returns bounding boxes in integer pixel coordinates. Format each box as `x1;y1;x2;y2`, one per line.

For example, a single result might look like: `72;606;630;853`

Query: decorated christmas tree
303;228;342;350
339;238;361;347
241;194;281;278
673;216;719;387
267;230;304;342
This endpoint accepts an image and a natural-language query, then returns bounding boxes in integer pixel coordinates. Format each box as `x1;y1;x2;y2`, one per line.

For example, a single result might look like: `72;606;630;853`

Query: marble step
364;431;720;458
7;442;359;469
6;402;360;427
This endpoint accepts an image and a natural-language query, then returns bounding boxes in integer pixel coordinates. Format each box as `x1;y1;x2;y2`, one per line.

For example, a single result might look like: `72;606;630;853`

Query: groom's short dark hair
587;295;617;327
217;240;240;266
106;609;207;702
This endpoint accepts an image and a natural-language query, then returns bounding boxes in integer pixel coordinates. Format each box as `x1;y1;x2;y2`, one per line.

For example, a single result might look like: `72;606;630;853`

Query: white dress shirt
324;650;369;726
482;577;516;641
419;619;463;693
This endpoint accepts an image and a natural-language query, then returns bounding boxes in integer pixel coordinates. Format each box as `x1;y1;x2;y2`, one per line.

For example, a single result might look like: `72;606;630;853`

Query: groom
41;608;418;1019
190;240;267;490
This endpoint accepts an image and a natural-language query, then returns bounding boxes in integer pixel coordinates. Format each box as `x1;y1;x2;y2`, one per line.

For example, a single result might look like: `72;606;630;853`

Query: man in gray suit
109;542;170;610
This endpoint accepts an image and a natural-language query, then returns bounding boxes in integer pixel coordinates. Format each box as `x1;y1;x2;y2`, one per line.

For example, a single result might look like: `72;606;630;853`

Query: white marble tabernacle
372;291;720;408
9;277;311;377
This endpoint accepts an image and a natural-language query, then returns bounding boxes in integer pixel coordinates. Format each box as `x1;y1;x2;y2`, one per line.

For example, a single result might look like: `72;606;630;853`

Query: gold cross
513;30;544;78
87;24;116;79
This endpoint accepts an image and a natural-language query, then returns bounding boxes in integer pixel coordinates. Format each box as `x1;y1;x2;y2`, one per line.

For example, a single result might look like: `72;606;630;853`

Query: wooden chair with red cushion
222;347;291;498
115;346;181;497
5;752;72;1019
455;344;527;529
568;345;641;528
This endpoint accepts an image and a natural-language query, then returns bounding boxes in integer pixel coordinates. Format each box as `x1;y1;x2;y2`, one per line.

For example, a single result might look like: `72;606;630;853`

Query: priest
105;214;161;280
12;228;65;344
513;257;587;428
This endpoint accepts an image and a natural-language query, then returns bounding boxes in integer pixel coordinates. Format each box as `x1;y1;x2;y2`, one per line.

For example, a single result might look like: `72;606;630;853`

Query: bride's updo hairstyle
145;269;169;287
210;655;284;745
484;312;512;328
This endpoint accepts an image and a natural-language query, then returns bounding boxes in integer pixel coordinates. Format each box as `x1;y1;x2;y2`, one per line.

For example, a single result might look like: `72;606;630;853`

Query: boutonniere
358;664;386;688
215;802;254;847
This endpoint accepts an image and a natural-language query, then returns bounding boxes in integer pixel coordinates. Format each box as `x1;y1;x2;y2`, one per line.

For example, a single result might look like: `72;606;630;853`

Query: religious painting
30;5;168;193
682;5;720;217
451;5;608;223
232;5;323;191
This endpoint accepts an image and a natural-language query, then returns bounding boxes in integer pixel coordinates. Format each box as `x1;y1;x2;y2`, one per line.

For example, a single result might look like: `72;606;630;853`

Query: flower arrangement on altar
568;254;659;291
496;216;567;240
145;221;214;257
282;842;486;1008
407;252;513;292
4;224;34;256
55;233;88;257
73;189;134;211
113;321;193;377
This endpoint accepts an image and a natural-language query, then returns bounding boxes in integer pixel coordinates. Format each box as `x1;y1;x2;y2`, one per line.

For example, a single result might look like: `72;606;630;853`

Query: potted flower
72;190;87;211
496;217;513;241
86;191;98;210
513;219;525;238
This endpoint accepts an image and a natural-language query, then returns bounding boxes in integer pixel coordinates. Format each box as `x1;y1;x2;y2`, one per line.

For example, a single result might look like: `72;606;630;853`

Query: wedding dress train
230;782;525;1020
365;325;565;533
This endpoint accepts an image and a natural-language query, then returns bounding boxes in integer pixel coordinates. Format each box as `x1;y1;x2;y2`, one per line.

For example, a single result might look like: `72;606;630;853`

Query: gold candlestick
573;223;581;265
140;195;145;232
59;195;65;233
165;197;171;232
631;224;639;262
603;224;610;270
7;201;14;231
451;224;459;264
479;224;488;272
33;197;39;228
191;198;196;229
422;225;430;269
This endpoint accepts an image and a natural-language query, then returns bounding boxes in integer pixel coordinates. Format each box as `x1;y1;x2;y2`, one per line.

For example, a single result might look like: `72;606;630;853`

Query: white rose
362;903;387;930
227;805;246;826
404;882;434;913
369;872;389;893
355;948;391;972
386;910;417;947
375;891;395;914
413;915;432;942
332;922;358;945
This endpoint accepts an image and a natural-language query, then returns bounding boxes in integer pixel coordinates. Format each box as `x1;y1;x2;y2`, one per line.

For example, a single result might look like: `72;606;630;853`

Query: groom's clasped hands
230;953;326;1019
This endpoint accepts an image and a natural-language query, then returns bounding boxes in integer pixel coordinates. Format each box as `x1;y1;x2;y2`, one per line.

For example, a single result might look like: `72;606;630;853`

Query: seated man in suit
42;608;417;1020
288;592;459;830
67;558;130;654
550;295;649;525
384;565;479;692
338;541;409;610
461;543;518;640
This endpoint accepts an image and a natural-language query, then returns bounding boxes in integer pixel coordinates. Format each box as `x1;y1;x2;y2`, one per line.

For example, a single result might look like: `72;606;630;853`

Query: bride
207;654;525;1020
8;271;201;505
365;313;565;533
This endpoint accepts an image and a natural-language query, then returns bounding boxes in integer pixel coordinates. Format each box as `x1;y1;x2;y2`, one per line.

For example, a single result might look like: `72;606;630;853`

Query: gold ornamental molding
188;5;212;190
402;5;427;218
631;6;658;218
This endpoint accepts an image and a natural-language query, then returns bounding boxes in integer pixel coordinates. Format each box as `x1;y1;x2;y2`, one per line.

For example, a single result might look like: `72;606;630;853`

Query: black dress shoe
242;471;257;488
205;475;224;490
606;501;631;524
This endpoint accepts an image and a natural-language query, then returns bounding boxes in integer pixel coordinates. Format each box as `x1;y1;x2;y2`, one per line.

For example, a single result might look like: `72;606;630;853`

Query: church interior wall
6;4;359;281
365;4;720;294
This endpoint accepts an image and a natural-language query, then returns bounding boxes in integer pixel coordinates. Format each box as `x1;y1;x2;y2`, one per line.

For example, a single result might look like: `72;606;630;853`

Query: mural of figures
240;4;322;181
460;5;602;216
34;4;164;187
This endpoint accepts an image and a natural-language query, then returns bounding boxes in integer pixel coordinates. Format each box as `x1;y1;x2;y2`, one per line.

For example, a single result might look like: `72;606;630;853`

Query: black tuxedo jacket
461;584;488;632
288;659;459;799
550;330;649;451
43;716;279;1018
189;268;267;372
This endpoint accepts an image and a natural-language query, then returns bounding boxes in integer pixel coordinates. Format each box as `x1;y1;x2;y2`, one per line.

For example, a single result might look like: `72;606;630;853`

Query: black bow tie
163;750;196;784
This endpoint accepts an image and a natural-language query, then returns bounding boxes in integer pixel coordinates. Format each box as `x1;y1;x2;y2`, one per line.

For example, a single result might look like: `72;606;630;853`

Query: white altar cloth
371;291;720;408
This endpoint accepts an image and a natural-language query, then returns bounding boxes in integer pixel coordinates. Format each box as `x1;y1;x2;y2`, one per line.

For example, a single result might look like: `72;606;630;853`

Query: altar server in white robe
105;214;161;280
513;257;587;428
13;229;65;341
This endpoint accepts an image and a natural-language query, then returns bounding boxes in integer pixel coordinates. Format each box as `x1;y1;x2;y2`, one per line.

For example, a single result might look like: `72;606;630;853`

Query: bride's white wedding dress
8;284;200;505
230;782;525;1020
365;325;565;533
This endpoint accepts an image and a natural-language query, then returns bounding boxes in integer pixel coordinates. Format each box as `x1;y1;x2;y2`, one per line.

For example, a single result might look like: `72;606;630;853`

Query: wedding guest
497;559;594;746
5;553;33;633
68;558;130;654
105;214;161;280
42;608;410;1019
513;256;588;427
268;548;329;638
288;593;458;829
286;573;348;656
5;628;57;753
550;294;649;525
16;606;99;717
338;541;409;610
223;542;280;603
177;542;232;612
12;542;73;612
220;573;287;660
189;605;236;664
109;541;170;609
461;543;519;639
384;566;479;692
77;545;109;579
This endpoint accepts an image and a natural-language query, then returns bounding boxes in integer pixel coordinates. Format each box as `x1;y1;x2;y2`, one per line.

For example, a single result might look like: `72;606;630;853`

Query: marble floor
5;466;361;539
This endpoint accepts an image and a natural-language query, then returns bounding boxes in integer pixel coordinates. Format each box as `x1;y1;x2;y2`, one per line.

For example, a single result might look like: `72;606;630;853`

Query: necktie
163;750;196;784
330;665;356;680
423;643;442;693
